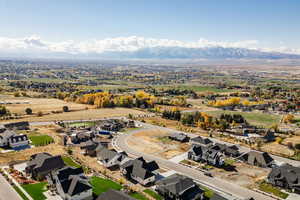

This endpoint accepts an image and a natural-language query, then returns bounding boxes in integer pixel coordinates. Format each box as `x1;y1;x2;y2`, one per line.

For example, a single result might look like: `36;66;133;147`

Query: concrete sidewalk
0;174;22;200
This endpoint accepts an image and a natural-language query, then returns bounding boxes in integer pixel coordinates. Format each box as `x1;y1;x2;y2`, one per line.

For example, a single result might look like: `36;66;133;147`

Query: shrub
62;106;69;112
37;111;43;117
25;108;32;115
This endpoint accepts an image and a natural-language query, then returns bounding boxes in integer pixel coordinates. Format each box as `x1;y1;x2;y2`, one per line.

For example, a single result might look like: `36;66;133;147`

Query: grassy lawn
143;189;162;200
130;192;149;200
62;156;81;168
224;158;236;166
29;135;54;146
259;182;289;199
13;186;29;200
22;182;47;200
89;176;122;196
207;110;281;127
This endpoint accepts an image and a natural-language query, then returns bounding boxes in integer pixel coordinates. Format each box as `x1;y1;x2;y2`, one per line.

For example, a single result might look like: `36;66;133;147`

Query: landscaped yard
13;186;29;200
22;182;48;200
89;176;122;196
207;110;281;127
29;135;54;146
130;192;148;200
62;156;82;168
143;189;163;200
259;182;289;199
67;121;96;128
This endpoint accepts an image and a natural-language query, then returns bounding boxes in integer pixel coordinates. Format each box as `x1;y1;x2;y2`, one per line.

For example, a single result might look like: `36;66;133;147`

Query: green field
130;192;149;200
89;176;122;196
259;182;289;199
207;110;281;127
29;135;54;146
155;84;234;93
62;156;82;168
22;182;47;200
143;189;162;200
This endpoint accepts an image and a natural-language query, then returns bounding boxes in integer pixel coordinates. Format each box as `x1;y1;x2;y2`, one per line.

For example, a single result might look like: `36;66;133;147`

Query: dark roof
97;148;118;161
96;189;135;200
56;166;84;181
26;153;65;173
4;121;29;129
268;164;300;186
210;193;229;200
169;133;189;141
121;157;159;180
61;175;92;196
243;151;274;167
9;134;28;143
191;136;212;145
156;174;196;195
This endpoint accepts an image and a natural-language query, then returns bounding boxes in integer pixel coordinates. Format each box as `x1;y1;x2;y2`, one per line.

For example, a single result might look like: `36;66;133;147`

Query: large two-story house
156;174;204;200
188;145;224;167
26;153;65;180
48;166;93;200
241;151;274;168
120;157;159;185
267;164;300;193
0;129;29;150
97;147;128;169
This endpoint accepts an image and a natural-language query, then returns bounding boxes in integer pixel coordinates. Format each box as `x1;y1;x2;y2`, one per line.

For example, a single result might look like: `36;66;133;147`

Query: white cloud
0;35;299;56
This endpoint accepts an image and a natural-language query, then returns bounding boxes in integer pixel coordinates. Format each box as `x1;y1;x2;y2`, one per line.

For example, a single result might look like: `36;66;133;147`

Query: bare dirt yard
260;142;294;157
127;128;190;159
211;162;270;188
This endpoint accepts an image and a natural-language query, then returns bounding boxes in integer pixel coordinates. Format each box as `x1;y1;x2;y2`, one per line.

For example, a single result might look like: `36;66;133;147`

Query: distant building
156;174;204;200
4;121;29;130
169;132;190;143
190;136;213;147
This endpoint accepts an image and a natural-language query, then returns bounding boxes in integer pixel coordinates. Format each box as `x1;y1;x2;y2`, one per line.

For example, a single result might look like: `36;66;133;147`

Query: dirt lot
127;128;190;159
260;142;294;157
211;162;270;188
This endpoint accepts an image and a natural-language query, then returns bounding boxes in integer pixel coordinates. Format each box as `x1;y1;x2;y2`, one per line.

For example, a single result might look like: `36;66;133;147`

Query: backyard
22;182;48;200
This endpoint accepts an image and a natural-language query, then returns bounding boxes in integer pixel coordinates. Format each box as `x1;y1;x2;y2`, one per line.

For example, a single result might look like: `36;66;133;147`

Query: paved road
116;129;276;200
0;174;22;200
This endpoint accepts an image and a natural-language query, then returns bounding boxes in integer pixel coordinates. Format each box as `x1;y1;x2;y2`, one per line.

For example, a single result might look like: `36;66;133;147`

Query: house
96;189;135;200
210;194;229;200
80;140;107;157
97;147;128;169
210;143;240;157
190;136;213;147
156;173;204;200
188;145;224;167
4;121;29;130
48;166;92;200
70;130;95;144
120;157;159;185
241;151;274;168
26;153;65;180
267;164;300;193
169;132;190;143
0;129;29;150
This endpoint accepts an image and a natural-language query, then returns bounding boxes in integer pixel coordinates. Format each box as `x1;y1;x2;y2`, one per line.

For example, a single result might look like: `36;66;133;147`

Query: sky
0;0;299;57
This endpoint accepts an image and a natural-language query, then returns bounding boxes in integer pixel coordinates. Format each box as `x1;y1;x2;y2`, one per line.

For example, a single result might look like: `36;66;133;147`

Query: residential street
0;174;22;200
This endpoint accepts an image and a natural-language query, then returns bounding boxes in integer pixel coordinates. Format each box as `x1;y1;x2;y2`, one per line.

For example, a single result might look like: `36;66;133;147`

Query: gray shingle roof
96;189;135;200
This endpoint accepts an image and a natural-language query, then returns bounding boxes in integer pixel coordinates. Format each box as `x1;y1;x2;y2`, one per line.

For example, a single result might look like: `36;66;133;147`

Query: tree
0;106;8;116
37;111;43;117
63;106;69;112
25;108;32;115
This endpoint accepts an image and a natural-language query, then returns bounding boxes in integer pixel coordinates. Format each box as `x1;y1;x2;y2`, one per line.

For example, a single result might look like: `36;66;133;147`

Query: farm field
207;110;282;127
1;95;94;115
3;107;146;122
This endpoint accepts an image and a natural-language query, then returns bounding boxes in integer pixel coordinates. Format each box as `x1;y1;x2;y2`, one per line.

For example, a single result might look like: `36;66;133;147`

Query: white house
0;129;29;149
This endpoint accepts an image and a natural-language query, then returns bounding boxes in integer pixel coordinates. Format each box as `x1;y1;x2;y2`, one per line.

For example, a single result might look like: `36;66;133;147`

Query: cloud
0;35;299;57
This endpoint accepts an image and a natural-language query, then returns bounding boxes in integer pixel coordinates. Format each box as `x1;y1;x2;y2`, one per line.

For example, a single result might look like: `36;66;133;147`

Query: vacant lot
207;110;281;127
127;128;190;159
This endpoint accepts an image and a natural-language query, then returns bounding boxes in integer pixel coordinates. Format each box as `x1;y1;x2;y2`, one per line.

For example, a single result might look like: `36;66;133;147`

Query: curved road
115;127;276;200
